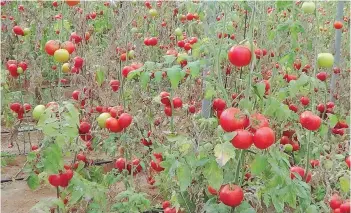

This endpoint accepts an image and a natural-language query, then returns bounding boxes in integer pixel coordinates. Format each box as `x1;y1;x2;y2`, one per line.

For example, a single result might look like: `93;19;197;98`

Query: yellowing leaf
214;142;235;166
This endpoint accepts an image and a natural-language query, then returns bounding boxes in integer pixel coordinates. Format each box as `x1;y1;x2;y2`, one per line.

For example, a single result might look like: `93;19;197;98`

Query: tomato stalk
304;2;319;180
56;186;60;213
170;89;175;133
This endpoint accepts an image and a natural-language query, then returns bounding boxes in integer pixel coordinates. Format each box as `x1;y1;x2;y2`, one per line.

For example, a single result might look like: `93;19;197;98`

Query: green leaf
339;176;350;193
327;114;338;128
319;124;328;137
43;143;63;173
238;98;253;111
254;82;266;98
251;155;268;175
154;71;162;83
276;0;292;11
306;205;318;213
27;173;39;190
203;159;223;190
166;66;182;89
140;72;150;89
214;142;235;167
222;132;237;142
236;201;256;213
187;60;200;77
176;164;191;191
204;85;215;100
95;68;105;87
163;55;176;64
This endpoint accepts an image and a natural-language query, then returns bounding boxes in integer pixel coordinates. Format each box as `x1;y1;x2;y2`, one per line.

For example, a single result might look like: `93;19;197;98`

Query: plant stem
170;89;174;133
56;187;60;213
304;131;312;180
234;150;245;184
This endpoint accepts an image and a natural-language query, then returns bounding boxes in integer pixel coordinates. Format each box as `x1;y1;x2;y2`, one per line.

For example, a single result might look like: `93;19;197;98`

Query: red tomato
162;201;170;209
115;158;126;172
188;105;196;114
334;21;343;29
340;201;350;213
330;194;342;209
45;40;60;56
300;96;310;106
345;156;350;168
118;113;132;129
290;166;311;183
164;106;172;116
228;46;251;67
310;160;320;168
110;80;120;92
300;111;321;131
316;72;327;81
61;41;75;54
10;102;21;113
13;26;24;36
249;113;269;133
212;98;226;111
280;136;292;145
253;127;275;149
207;186;218;195
172;97;183;108
79;122;91;134
150;159;164;172
231;130;253;149
219;108;249;132
73;56;84;68
219;184;244;207
106;117;123;132
48;174;62;187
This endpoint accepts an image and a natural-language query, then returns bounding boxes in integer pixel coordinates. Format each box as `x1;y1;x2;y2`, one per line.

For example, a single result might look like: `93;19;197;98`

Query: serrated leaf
163;55;176;64
203;160;223;190
187;60;200;77
214;142;236;166
154;71;162;83
319;124;328;137
339;176;350;193
95;69;105;87
140;71;150;89
236;201;256;213
251;155;268;175
327;114;338;128
27;173;39;190
176;164;191;191
167;66;182;89
255;82;266;98
222;132;237;141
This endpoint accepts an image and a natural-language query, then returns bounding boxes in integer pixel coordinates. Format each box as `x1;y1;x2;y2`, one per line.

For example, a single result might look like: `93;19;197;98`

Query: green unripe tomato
317;53;334;68
149;9;158;17
284;144;293;152
17;67;23;74
32;105;46;120
302;2;316;14
174;28;182;36
97;112;111;128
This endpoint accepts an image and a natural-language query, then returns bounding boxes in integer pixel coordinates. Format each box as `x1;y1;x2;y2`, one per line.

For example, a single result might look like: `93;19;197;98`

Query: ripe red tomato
228;46;251;67
219;184;244;207
300;96;310;106
334;21;343;29
148;37;158;46
219;108;249;132
13;26;24;36
73;56;84;68
207;186;218;195
212;98;226;111
290;166;311;183
340;201;350;213
48;174;62;187
65;0;80;6
60;169;73;187
45;40;60;56
106;117;123;132
150;159;164;172
280;136;292;145
10;102;21;113
172;97;183;108
330;194;342;209
316;104;325;113
288;104;298;113
326;101;335;109
253;127;275;149
115;158;126;172
316;72;327;81
79;122;91;134
18;61;28;71
164;107;172;116
110;80;120;92
310;160;320;168
300;111;321;131
121;66;134;78
61;41;75;54
162;201;170;209
249;113;269;133
77;153;87;162
118;113;132;129
72;90;80;100
188;105;196;114
345;156;350;168
231;130;253;149
69;32;82;43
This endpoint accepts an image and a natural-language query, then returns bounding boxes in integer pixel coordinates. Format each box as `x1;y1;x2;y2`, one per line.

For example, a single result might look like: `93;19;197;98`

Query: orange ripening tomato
65;0;80;6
